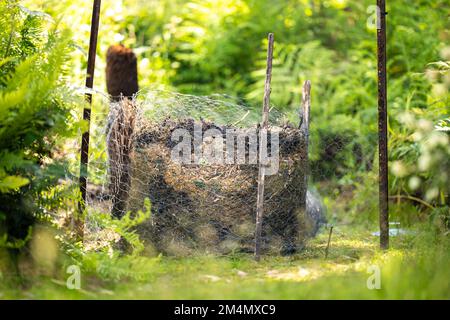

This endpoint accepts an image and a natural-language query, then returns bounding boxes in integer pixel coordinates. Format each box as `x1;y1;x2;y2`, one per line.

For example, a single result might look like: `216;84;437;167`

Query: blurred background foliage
0;0;448;258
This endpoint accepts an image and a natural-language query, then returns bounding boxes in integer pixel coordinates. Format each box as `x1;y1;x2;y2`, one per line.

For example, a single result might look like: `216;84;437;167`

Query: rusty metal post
76;0;102;240
255;33;274;261
377;0;389;249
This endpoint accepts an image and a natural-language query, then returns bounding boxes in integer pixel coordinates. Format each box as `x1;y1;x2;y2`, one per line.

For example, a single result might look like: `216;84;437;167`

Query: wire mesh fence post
300;80;311;189
255;33;274;261
298;80;311;252
377;0;389;250
76;0;102;240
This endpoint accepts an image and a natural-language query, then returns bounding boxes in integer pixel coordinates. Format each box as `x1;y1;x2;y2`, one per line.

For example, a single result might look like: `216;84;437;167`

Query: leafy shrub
0;1;79;249
62;199;157;281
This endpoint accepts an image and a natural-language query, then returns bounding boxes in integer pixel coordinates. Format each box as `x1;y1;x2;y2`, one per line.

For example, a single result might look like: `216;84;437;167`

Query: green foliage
0;0;80;247
91;198;152;256
388;48;450;223
63;199;157;281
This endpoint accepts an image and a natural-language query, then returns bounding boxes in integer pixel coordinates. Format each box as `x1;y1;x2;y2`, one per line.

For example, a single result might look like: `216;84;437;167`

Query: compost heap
106;91;324;255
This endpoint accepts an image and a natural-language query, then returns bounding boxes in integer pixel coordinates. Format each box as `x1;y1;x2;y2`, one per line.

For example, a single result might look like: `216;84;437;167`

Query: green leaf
0;175;30;193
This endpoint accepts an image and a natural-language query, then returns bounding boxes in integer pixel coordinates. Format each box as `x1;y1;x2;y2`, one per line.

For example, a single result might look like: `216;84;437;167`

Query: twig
232;110;250;126
388;195;435;210
255;33;274;262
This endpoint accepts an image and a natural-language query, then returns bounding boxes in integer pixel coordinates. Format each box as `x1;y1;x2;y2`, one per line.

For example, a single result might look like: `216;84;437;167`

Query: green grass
1;225;449;300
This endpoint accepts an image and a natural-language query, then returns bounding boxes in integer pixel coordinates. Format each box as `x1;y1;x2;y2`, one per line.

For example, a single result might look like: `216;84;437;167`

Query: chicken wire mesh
81;89;326;256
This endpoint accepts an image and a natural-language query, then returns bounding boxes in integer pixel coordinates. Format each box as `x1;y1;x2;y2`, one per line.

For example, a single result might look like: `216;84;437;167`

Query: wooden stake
300;80;311;189
255;33;274;261
295;80;312;253
377;0;389;250
76;0;102;241
300;81;311;131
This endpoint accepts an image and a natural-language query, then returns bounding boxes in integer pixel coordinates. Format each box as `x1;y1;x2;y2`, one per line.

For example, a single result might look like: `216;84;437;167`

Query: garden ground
1;223;448;300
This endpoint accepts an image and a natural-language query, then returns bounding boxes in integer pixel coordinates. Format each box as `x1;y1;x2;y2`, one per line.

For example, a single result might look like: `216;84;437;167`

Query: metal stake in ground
76;0;102;240
377;0;389;249
255;33;274;261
